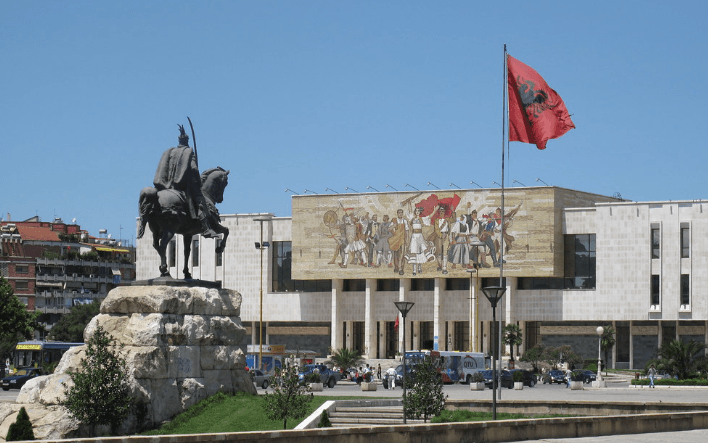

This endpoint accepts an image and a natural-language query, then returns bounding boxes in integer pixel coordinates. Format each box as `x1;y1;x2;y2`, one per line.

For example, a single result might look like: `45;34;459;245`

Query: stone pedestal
0;285;255;441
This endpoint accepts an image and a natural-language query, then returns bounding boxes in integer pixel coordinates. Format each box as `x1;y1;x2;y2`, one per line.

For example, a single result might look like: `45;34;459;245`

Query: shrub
317;410;332;428
471;372;485;383
304;372;321;384
512;370;523;382
6;407;35;441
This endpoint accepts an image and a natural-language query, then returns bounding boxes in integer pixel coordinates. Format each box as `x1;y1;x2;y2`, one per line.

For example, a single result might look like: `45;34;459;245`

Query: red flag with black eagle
507;55;575;150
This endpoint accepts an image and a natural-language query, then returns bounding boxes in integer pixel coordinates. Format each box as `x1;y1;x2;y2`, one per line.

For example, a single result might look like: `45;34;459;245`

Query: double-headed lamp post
394;301;415;424
482;286;506;421
254;216;272;371
596;326;604;384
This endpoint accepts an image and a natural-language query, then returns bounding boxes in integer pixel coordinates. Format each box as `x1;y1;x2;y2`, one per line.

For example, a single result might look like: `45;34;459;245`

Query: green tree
62;325;132;436
262;365;314;429
6;407;35;441
0;277;41;362
48;300;101;342
403;356;447;423
649;339;708;380
520;344;545;372
600;325;616;374
325;348;363;371
503;324;523;361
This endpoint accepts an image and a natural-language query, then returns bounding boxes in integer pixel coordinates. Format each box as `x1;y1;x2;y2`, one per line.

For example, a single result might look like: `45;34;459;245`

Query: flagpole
497;44;508;401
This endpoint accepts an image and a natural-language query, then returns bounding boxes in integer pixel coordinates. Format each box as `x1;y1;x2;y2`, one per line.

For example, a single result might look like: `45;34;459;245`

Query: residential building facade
1;216;135;337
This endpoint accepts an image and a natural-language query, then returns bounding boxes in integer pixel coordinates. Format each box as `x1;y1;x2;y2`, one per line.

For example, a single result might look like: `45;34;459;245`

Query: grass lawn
142;392;367;435
143;392;574;435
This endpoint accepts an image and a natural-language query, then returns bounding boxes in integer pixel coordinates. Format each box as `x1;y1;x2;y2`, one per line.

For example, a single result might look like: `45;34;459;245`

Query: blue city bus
13;341;83;369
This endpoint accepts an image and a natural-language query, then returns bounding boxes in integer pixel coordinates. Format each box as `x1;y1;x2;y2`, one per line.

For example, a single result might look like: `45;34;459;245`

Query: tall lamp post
394;301;415;424
254;216;272;371
596;326;604;387
482;286;506;420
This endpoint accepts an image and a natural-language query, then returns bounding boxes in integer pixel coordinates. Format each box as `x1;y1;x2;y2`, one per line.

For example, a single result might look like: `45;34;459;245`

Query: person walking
648;364;657;388
566;368;572;388
377;364;382;380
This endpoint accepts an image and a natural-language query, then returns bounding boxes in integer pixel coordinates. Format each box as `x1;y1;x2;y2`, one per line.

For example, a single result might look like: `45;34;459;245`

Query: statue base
131;276;221;289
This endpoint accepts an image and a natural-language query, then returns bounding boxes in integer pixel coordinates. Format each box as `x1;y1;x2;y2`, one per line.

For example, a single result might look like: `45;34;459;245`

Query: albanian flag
507;55;575;150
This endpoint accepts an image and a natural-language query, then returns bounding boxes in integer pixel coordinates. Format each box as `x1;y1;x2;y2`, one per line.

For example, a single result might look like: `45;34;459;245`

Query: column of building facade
364;278;376;359
330;279;343;352
378;321;386;359
446;320;454;351
628;321;634;369
398;278;411;354
433;278;443;351
503;282;513;357
470;278;478;352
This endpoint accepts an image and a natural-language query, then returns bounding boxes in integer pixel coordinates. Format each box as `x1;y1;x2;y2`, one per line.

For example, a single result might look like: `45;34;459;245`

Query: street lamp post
596;326;604;387
254;216;272;371
394;301;415;424
482;286;506;420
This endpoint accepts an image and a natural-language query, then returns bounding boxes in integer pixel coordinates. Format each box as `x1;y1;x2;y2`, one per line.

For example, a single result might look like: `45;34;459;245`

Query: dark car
297;364;339;388
543;369;567;385
510;369;537;387
481;369;513;389
1;368;42;391
572;369;597;384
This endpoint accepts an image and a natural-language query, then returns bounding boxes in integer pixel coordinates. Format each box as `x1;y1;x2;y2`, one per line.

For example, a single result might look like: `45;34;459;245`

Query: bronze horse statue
137;167;229;279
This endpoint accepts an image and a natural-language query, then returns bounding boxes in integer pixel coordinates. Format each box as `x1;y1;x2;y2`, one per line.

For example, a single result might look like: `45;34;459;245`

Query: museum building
135;186;708;370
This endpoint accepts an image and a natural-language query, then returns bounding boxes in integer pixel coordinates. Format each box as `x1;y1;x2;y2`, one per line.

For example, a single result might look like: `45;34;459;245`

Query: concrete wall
35;410;708;443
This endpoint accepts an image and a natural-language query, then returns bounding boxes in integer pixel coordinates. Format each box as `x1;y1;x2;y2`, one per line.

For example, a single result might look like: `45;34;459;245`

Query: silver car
250;369;272;389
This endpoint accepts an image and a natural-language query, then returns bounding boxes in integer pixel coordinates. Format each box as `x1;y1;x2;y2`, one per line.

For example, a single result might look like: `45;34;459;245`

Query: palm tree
503;324;523;361
651;339;708;380
600;325;616;375
325;348;363;372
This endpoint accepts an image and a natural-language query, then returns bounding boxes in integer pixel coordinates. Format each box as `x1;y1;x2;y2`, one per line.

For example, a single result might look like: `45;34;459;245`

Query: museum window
192;239;199;266
445;278;469;291
377;279;400;291
564;234;596;289
651;226;660;259
292;280;332;292
681;274;690;305
343;279;366;292
271;241;293;292
215;249;222;267
410;278;434;291
651;275;660;305
517;277;564;290
15;265;28;274
680;225;690;258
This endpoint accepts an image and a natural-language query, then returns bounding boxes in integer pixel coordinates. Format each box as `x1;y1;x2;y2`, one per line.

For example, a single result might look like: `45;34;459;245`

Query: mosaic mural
292;188;571;280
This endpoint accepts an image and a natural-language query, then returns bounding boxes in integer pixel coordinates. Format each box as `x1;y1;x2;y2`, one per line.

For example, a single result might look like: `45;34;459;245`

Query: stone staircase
328;403;426;427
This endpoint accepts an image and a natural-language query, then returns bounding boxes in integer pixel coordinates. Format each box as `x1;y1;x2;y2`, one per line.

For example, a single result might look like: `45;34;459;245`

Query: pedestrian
566;368;572;388
648;364;657;388
386;367;397;390
377;364;382;380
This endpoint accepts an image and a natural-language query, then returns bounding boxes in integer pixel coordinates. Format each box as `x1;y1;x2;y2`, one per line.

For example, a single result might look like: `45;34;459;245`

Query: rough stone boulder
0;285;256;441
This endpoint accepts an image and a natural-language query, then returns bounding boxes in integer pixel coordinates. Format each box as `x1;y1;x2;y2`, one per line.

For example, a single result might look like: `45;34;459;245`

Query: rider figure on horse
152;125;219;238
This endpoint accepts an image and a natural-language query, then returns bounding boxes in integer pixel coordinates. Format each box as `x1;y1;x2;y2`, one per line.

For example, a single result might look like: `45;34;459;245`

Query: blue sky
2;1;706;245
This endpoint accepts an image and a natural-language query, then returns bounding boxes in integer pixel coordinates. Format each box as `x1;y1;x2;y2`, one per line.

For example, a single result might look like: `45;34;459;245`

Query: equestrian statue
137;120;229;279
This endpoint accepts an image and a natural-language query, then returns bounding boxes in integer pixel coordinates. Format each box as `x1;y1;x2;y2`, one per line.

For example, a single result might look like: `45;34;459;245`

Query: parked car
250;369;272;389
297;364;339;388
572;369;597;384
542;369;567;385
1;368;42;391
510;369;537;387
481;369;513;389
